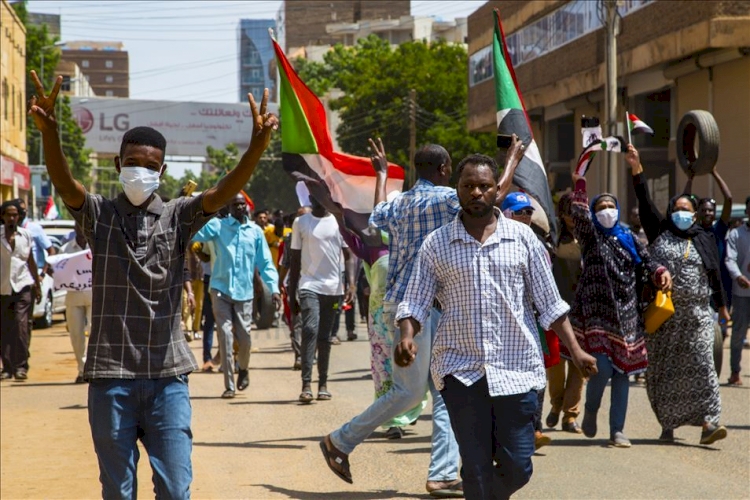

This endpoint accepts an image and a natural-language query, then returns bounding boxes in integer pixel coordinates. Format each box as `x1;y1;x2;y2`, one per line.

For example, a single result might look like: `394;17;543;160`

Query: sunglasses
512;208;534;216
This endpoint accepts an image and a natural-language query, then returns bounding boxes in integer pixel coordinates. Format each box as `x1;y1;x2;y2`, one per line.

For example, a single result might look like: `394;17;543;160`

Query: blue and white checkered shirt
370;179;460;304
396;209;570;397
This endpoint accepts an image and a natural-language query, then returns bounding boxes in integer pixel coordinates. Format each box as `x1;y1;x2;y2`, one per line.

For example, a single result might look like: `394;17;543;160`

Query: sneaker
346;331;358;341
193;331;202;340
237;369;249;391
0;372;12;381
700;423;727;445
727;372;743;386
609;432;631;448
13;370;27;381
582;410;597;438
329;335;341;345
534;430;552;449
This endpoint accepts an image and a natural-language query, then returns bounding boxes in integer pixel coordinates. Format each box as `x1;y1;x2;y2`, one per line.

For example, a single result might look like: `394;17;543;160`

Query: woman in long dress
627;145;729;445
568;178;670;447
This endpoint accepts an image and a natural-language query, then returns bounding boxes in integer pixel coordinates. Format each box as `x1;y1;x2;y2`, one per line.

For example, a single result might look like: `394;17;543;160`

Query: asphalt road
1;316;748;499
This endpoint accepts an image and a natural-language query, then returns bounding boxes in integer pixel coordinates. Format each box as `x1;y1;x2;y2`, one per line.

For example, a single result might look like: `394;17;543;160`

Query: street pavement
1;316;749;499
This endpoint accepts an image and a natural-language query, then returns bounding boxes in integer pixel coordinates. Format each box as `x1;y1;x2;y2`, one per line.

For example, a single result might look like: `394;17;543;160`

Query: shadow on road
6;382;79;387
725;424;750;431
193;441;305;450
388;447;431;455
329;375;372;383
60;404;87;410
253;484;430;499
229;400;298;406
334;368;371;375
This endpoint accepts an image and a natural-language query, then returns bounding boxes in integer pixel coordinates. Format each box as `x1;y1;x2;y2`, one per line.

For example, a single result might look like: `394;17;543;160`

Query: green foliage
13;0;91;178
296;35;496;181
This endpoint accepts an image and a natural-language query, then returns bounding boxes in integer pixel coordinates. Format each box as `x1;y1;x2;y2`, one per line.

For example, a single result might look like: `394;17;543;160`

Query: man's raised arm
202;89;279;214
28;72;86;210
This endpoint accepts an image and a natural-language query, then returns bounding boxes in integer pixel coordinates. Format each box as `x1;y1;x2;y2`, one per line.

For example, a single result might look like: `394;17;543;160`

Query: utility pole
408;89;416;188
603;0;620;195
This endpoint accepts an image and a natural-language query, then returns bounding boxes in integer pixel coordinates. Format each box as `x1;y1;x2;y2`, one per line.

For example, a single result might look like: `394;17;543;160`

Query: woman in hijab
546;193;585;434
627;145;729;445
567;175;671;448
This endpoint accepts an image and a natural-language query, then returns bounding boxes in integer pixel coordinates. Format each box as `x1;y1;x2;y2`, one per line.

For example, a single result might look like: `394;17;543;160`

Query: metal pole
39;51;45;167
408;89;416;187
604;1;620;196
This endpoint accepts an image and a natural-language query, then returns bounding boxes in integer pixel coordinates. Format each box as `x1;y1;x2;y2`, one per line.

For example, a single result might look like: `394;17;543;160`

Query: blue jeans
88;375;192;499
585;353;629;436
441;376;537;500
330;303;460;482
730;296;750;374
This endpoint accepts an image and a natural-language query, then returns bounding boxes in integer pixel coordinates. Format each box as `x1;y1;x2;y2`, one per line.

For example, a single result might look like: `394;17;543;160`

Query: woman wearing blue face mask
566;175;671;448
628;145;729;446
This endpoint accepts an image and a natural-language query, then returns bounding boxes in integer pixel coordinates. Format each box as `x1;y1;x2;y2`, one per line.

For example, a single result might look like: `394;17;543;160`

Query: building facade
238;19;276;103
0;0;29;203
61;41;129;97
467;0;750;212
280;0;410;50
27;12;60;39
326;15;467;46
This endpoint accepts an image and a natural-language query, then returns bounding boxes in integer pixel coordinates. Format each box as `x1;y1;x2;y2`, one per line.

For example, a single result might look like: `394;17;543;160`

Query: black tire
36;291;54;329
713;321;723;378
253;279;275;330
676;110;720;176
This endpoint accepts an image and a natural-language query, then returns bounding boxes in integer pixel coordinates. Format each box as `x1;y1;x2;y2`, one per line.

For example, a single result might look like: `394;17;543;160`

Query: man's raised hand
368;137;388;174
28;71;63;134
248;88;278;151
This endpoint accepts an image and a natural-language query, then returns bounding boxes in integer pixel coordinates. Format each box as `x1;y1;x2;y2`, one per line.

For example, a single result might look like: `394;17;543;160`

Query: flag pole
626;110;632;145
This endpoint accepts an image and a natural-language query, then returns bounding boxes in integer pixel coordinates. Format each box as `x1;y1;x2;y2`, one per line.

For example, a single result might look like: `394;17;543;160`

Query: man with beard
395;154;597;500
1;200;42;380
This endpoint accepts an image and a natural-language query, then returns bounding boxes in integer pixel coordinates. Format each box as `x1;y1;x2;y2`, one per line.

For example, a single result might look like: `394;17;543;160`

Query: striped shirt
396;209;570;397
68;192;213;379
370;179;460;303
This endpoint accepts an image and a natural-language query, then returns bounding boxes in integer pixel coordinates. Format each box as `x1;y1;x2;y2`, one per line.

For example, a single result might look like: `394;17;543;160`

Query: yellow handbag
644;239;690;334
644;290;674;334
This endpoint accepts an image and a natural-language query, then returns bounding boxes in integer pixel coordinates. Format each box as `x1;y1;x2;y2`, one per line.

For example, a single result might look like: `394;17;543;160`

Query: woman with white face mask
566;177;671;449
628;145;729;446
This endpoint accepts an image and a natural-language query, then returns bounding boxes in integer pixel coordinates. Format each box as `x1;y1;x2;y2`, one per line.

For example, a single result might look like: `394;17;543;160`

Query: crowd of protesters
2;71;748;500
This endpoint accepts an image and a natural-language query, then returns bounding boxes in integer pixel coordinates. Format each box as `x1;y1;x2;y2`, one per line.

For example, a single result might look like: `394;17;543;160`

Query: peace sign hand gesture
368;137;388;174
248;88;279;152
28;71;63;134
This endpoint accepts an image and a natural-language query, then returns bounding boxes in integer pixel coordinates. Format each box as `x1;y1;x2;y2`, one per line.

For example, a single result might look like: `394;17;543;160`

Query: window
105;60;113;68
105;75;114;83
61;76;72;92
106;90;114;97
18;92;22;132
2;78;7;120
11;84;15;126
81;60;89;68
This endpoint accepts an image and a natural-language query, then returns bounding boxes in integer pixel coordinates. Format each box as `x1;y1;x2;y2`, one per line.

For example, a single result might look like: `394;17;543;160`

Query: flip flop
319;435;353;484
299;389;314;404
317;389;332;401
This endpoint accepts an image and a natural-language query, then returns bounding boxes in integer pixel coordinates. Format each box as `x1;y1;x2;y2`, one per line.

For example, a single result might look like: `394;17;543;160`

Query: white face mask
119;166;161;207
595;208;619;229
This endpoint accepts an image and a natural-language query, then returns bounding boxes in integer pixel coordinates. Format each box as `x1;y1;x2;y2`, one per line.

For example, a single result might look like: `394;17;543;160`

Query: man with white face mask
28;70;278;498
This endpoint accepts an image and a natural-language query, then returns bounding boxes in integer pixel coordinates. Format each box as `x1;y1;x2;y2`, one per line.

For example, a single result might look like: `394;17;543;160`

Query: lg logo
74;107;130;133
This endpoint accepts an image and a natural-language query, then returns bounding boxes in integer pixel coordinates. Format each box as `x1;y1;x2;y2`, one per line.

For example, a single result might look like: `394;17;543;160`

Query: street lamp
39;42;67;164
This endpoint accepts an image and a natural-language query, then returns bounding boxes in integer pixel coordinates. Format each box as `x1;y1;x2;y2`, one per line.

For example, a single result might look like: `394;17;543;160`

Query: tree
296;36;496;179
12;1;91;180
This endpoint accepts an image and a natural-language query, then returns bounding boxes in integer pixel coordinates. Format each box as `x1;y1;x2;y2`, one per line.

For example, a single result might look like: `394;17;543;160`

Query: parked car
31;220;75;327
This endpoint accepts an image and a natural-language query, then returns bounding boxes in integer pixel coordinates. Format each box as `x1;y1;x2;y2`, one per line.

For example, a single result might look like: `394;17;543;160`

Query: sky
26;0;486;104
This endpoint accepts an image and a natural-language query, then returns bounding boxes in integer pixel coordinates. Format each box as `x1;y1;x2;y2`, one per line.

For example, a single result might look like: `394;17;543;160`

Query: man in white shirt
288;195;355;403
1;200;41;380
60;222;93;384
395;155;597;500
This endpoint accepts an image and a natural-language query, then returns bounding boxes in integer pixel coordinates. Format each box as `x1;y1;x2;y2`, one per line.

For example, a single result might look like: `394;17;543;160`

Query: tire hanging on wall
676;110;720;176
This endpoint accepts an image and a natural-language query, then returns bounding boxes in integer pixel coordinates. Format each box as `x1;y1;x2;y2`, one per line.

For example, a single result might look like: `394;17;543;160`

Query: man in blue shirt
193;194;281;399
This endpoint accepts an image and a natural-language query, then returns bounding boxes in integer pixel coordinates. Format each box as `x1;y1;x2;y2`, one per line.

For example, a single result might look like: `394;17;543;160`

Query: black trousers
1;286;33;374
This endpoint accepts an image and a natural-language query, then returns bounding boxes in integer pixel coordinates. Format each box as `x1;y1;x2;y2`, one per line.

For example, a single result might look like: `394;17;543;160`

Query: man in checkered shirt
395;154;597;500
29;71;278;498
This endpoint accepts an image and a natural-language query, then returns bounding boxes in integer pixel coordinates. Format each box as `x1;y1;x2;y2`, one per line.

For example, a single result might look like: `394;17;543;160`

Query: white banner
46;249;93;292
71;97;279;157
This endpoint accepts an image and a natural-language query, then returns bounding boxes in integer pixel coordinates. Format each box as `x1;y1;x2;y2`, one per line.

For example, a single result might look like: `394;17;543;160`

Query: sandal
319;435;353;484
299;386;314;404
317;386;332;401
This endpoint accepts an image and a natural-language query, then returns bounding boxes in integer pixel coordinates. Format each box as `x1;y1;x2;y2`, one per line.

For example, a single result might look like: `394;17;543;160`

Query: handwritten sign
46;250;93;292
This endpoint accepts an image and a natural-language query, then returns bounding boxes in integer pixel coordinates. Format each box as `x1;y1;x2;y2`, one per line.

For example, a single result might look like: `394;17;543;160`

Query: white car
32;220;75;327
